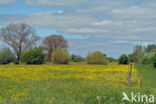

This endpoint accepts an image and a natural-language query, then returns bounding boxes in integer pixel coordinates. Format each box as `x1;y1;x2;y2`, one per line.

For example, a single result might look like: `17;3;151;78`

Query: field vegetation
0;63;139;104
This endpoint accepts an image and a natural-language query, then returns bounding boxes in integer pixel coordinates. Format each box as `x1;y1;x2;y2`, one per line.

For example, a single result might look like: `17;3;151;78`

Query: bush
142;56;153;65
21;47;45;64
118;54;129;65
71;54;84;62
129;51;144;63
51;48;70;64
86;51;108;64
153;54;156;68
142;52;156;67
0;48;15;64
43;54;50;63
107;57;117;62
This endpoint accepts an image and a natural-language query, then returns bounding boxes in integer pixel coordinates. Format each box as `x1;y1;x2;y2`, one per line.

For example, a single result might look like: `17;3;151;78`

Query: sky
0;0;156;58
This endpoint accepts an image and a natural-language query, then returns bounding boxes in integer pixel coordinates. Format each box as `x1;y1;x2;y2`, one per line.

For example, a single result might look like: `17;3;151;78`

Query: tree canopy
42;35;68;60
0;23;40;61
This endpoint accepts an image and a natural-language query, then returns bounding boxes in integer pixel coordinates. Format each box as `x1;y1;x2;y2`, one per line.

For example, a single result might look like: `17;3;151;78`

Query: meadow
0;63;155;104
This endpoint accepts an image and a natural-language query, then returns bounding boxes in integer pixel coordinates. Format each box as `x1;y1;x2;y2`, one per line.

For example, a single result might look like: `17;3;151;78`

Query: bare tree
0;23;40;61
42;35;68;60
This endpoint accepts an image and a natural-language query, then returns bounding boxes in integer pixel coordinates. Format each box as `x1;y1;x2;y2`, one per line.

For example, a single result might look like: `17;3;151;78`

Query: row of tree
1;23;155;66
118;44;156;67
0;23;114;65
0;46;114;65
129;44;156;68
0;23;68;63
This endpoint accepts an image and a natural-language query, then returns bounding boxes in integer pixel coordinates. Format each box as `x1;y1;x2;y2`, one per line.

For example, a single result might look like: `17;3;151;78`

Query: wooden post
127;64;132;86
130;63;132;76
138;80;141;87
127;72;131;86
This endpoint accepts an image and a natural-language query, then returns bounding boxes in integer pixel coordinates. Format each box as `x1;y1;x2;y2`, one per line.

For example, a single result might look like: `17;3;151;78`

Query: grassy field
0;63;155;104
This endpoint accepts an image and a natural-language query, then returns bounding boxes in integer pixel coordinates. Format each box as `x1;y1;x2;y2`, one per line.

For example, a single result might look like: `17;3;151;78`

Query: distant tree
153;54;156;68
142;50;156;66
142;55;153;65
107;57;117;62
130;44;156;67
21;47;45;64
86;51;108;65
0;48;15;64
71;54;84;62
0;23;40;61
51;48;69;64
128;54;133;62
131;51;144;63
118;54;129;65
42;35;68;61
134;45;143;52
144;44;156;52
129;45;144;63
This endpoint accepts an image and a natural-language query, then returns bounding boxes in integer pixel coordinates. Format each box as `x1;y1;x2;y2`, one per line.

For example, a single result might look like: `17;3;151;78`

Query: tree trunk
17;54;20;61
48;50;52;61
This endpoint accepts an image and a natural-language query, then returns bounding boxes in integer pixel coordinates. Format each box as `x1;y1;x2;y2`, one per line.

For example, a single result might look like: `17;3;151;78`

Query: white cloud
15;0;152;41
25;0;88;6
0;0;17;5
57;10;64;14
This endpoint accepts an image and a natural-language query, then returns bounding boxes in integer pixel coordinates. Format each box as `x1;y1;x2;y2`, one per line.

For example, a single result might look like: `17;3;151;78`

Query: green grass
0;63;155;104
135;64;156;95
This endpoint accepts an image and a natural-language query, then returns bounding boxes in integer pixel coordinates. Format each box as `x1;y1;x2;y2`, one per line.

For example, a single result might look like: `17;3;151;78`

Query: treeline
118;44;156;68
128;45;156;68
0;23;68;64
0;23;116;65
1;23;154;67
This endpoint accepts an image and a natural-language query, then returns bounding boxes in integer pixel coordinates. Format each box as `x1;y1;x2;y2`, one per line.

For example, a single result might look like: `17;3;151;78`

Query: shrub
118;54;129;65
153;54;156;68
21;47;45;64
86;51;108;64
44;54;50;63
142;52;156;67
107;57;117;62
129;51;144;63
0;48;15;64
142;56;153;65
51;48;70;64
71;54;84;62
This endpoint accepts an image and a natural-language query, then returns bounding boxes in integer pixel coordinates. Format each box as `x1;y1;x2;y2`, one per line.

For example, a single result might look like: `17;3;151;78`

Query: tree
86;51;108;65
107;57;117;62
118;54;129;65
129;45;144;63
21;47;45;64
71;54;84;62
0;48;16;64
134;45;143;52
0;23;40;61
142;51;156;66
51;48;69;64
144;44;156;52
42;35;68;61
153;54;156;68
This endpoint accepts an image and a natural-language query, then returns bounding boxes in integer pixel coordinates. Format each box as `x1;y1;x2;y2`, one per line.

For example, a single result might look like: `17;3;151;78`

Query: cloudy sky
0;0;156;58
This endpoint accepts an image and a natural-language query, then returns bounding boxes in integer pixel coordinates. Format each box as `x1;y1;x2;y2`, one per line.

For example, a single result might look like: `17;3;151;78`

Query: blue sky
0;0;64;14
0;0;156;58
